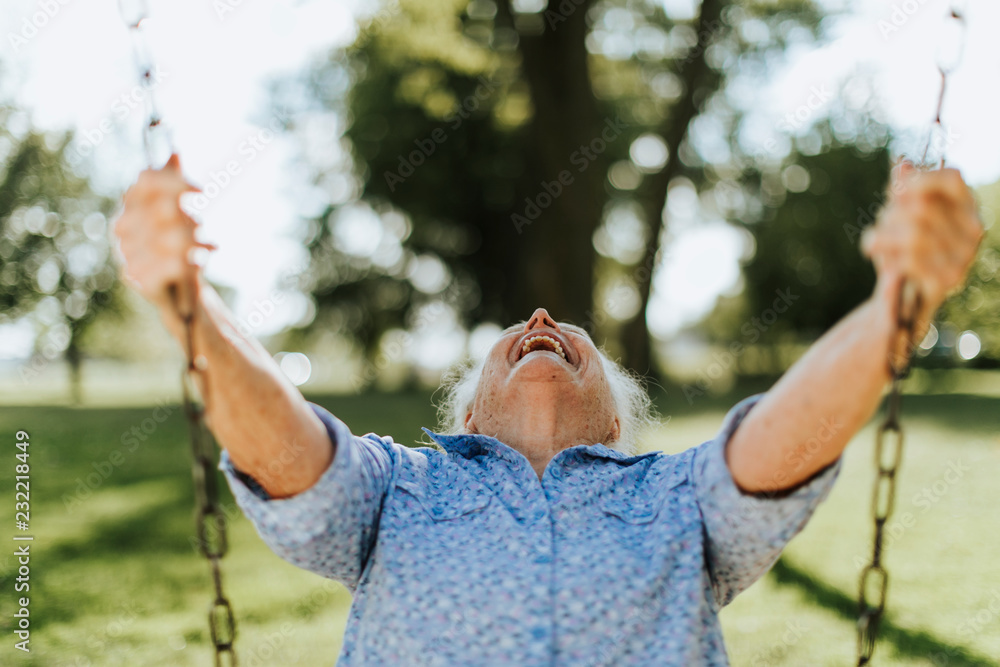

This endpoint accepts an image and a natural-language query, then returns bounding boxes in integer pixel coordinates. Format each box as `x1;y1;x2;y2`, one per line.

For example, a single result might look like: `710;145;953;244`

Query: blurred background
1;0;998;665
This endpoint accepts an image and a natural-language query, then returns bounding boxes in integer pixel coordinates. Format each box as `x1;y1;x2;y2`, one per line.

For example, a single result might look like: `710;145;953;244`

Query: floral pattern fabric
219;393;840;666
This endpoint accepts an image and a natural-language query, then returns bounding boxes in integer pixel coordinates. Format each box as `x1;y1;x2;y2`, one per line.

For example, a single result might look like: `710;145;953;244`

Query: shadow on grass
28;493;206;631
46;488;197;564
895;393;1000;435
770;558;994;666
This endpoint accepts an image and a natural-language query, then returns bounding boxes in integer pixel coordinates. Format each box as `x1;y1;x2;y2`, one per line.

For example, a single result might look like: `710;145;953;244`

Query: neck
481;384;607;479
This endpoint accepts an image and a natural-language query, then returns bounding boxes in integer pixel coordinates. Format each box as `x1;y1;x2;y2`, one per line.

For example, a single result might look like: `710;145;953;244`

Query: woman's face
466;308;620;446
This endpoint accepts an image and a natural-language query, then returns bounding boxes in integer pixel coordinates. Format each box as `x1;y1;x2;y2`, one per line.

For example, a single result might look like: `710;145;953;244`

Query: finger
161;225;200;257
129;162;191;200
899;230;973;301
161;154;204;194
871;210;975;293
861;226;877;257
891;159;916;184
119;265;143;291
915;169;975;212
886;206;962;267
888;161;919;202
917;191;984;252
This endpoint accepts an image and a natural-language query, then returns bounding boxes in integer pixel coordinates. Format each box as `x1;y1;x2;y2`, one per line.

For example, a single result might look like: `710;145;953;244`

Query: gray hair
436;346;656;456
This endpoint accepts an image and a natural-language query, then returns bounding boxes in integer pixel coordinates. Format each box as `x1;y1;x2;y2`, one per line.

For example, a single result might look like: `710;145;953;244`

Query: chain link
856;293;918;665
118;2;238;664
855;5;966;664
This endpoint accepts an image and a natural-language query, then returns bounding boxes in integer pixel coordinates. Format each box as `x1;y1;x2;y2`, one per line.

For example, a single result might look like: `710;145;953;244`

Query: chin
510;352;577;383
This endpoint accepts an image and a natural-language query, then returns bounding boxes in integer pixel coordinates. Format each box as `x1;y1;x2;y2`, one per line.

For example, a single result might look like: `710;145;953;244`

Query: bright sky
2;0;998;361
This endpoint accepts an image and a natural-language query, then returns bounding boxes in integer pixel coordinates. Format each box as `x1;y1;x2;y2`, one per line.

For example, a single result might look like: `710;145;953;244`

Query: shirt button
535;554;551;565
531;626;547;640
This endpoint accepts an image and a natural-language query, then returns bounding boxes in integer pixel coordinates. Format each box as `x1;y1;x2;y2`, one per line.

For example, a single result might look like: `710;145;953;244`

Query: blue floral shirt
219;393;840;666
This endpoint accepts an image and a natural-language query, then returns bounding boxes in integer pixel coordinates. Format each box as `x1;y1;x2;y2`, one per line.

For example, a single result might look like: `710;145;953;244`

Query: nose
525;308;560;332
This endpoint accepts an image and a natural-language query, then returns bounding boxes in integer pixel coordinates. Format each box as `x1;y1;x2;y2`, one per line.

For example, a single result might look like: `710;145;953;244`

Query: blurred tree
699;134;1000;366
0;106;121;402
939;179;1000;363
278;0;858;377
739;129;888;340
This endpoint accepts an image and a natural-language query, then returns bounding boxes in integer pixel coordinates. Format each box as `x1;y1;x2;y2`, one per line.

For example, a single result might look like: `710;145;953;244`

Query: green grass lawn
1;384;998;666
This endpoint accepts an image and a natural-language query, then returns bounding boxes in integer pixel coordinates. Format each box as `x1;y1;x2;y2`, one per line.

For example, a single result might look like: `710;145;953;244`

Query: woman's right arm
114;155;331;499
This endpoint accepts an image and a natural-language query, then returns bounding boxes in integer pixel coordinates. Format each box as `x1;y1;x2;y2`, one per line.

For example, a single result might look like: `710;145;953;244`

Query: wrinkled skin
466;309;620;479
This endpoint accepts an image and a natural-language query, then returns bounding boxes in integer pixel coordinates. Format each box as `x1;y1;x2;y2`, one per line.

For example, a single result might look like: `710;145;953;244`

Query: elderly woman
115;157;980;665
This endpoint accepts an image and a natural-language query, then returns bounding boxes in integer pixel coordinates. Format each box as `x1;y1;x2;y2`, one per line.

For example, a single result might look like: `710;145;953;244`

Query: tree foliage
0;106;120;397
277;0;919;377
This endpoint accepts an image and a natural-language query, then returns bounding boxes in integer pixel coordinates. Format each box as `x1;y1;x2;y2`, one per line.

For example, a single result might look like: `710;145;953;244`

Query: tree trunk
619;0;727;374
66;337;83;406
498;0;606;326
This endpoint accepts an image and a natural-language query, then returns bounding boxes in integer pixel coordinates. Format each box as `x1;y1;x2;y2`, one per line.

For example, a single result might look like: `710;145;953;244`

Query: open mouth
520;335;567;361
514;332;576;366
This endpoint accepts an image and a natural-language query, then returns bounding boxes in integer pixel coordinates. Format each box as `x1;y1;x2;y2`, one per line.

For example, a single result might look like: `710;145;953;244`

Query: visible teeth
521;335;567;360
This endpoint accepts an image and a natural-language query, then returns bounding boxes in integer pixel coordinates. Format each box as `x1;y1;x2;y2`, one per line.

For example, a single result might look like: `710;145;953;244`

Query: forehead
500;322;591;338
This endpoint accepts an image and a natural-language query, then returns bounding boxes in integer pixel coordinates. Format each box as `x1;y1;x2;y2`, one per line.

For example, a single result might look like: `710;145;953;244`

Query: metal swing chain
118;2;238;664
855;5;967;665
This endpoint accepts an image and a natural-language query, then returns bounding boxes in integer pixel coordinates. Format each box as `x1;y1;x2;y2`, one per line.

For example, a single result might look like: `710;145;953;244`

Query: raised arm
114;156;331;499
726;164;983;494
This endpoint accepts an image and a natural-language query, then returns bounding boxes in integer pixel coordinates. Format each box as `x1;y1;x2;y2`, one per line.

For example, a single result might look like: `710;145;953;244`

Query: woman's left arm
727;164;983;494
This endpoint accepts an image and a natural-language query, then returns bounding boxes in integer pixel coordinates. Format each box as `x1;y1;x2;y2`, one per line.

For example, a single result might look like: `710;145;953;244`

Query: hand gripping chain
118;2;238;663
855;5;966;664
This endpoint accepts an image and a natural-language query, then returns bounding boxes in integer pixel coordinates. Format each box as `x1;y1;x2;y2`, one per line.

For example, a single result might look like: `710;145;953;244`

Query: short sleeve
218;403;398;590
691;393;841;608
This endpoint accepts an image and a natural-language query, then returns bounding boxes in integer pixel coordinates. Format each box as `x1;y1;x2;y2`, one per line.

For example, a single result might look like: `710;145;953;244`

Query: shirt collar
421;428;656;465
